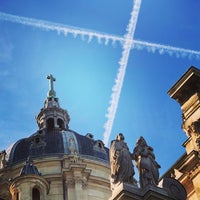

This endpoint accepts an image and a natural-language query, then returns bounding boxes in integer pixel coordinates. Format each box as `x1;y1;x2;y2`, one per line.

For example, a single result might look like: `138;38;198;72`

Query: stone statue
132;136;161;188
69;137;76;155
110;133;137;190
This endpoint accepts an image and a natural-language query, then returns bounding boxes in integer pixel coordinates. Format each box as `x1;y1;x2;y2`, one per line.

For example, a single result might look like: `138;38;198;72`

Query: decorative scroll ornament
188;119;200;136
66;176;88;189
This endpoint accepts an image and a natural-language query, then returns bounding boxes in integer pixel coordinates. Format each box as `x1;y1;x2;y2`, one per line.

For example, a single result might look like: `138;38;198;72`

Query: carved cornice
36;107;69;120
89;176;110;188
175;150;199;174
168;66;200;106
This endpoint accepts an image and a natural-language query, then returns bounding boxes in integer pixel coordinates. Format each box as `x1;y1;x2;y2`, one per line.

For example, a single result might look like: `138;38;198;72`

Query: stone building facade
164;66;200;199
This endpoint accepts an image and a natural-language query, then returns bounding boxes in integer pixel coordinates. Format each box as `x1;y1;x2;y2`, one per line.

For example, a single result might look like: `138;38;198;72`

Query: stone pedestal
110;178;186;200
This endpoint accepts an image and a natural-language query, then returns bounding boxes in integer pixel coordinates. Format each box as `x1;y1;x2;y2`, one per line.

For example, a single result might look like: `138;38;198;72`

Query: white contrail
1;9;200;146
0;11;200;59
132;40;200;59
0;11;123;45
103;0;142;146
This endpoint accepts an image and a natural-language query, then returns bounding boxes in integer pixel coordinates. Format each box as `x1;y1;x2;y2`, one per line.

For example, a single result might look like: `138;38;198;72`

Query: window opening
46;118;54;131
32;188;40;200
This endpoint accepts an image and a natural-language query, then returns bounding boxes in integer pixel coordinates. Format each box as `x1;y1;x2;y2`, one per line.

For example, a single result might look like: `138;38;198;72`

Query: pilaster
63;155;91;200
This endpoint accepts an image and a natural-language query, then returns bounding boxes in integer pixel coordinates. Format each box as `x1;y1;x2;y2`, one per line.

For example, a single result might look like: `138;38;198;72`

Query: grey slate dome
5;74;109;166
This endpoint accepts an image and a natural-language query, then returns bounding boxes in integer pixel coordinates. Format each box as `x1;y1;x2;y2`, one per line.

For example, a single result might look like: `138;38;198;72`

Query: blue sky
0;0;200;177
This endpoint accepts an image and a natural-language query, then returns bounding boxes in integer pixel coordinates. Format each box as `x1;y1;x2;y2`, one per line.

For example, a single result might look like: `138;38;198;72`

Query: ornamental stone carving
187;119;200;151
74;176;83;185
160;177;187;200
66;176;88;189
188;119;200;136
196;136;200;151
66;178;75;188
74;176;88;189
81;177;88;189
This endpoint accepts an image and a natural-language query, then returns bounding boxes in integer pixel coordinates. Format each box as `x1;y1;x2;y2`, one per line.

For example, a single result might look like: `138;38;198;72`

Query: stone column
74;175;83;200
66;178;76;200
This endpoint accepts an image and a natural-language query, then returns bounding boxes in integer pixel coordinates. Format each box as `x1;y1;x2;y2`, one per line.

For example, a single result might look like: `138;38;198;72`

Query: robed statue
110;133;137;190
132;136;161;188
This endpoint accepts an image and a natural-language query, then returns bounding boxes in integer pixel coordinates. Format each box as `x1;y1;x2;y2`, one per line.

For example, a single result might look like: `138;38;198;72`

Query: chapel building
0;75;111;200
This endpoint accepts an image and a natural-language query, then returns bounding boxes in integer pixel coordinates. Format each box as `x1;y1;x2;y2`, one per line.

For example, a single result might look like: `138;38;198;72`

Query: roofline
159;152;187;180
168;66;200;98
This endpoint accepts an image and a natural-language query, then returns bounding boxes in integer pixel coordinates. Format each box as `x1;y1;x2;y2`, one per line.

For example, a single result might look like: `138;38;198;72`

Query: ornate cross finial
47;74;56;98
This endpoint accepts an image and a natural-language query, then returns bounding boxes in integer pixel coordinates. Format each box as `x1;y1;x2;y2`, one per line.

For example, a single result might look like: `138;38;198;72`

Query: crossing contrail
103;0;142;146
1;7;200;146
0;11;200;59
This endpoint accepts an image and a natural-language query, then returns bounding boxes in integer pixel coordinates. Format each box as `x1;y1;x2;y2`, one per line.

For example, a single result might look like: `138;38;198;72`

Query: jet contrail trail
103;0;142;146
0;11;123;45
0;11;200;59
133;40;200;59
1;9;200;146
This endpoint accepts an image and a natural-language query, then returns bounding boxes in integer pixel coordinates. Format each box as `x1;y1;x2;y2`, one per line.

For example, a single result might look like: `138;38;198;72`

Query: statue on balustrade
132;136;161;188
109;133;137;190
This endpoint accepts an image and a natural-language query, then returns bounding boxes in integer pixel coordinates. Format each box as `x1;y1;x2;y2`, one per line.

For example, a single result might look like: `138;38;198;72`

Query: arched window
46;118;54;131
98;142;102;149
57;118;64;129
32;188;40;200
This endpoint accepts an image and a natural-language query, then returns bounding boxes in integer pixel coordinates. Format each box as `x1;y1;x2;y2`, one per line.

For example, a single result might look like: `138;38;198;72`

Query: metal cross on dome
47;74;56;98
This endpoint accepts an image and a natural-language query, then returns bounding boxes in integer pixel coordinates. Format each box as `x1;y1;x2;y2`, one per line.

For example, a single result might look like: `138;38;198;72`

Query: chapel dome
5;74;109;166
6;129;109;166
